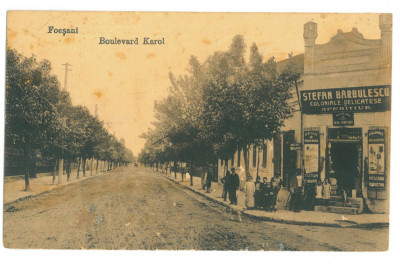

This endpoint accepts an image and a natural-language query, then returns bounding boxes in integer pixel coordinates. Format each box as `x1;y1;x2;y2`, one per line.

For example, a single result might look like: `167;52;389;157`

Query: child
244;176;255;210
322;178;331;205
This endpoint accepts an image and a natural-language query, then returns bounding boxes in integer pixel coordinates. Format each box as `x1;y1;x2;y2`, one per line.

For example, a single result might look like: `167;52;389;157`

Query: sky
6;12;382;155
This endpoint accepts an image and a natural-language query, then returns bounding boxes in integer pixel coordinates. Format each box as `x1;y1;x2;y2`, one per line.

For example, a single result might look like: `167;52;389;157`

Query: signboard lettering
305;172;318;184
304;130;319;183
290;143;301;151
333;112;354;126
301;85;391;114
368;129;385;189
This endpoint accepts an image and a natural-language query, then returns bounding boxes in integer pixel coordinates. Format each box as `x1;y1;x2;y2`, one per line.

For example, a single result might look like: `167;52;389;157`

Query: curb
159;172;389;229
4;172;105;206
162;174;241;212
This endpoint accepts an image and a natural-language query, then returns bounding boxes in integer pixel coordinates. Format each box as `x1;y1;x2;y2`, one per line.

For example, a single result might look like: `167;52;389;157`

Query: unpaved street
3;167;388;250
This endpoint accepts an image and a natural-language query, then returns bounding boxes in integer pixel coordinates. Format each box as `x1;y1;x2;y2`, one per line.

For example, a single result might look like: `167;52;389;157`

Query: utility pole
62;63;72;91
59;63;72;184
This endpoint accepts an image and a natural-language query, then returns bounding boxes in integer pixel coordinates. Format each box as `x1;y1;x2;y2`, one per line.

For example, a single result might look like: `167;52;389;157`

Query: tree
6;49;61;190
195;36;293;177
139;35;294;182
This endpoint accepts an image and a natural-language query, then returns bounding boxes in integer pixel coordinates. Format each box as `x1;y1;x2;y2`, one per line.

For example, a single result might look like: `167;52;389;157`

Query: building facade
301;14;392;213
218;14;392;214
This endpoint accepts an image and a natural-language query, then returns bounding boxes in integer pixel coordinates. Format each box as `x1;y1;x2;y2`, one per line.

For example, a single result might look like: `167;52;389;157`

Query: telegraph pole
59;63;72;184
62;63;72;91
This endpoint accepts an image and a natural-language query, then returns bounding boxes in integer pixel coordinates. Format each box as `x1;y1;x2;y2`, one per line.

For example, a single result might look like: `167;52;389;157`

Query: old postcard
3;11;392;251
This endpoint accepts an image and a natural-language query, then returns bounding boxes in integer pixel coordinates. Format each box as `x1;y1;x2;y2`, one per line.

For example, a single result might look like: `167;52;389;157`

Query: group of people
315;178;332;205
221;168;281;211
219;167;336;212
298;178;332;211
250;175;281;212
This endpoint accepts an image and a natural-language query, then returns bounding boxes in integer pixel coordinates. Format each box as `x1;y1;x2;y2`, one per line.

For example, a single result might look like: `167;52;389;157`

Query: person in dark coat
269;176;281;212
205;167;213;193
221;169;230;201
254;176;262;209
259;177;270;211
228;168;240;205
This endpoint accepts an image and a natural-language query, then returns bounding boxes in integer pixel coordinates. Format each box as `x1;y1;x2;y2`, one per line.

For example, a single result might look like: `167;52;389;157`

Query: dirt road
3;167;388;250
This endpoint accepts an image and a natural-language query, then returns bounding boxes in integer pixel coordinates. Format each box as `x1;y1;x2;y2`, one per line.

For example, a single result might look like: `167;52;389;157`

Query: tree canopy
5;48;134;189
139;35;295;178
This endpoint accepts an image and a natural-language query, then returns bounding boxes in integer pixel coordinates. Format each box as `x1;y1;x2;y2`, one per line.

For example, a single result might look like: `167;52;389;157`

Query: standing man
221;168;230;202
228;168;240;205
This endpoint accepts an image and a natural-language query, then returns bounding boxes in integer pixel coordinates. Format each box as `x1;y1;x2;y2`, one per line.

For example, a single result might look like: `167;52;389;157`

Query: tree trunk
58;158;64;184
90;158;93;176
222;159;228;184
256;147;260;179
67;157;71;181
53;158;58;184
190;161;193;186
77;157;81;178
181;161;184;182
24;148;30;191
29;149;37;178
242;145;251;178
174;161;177;179
96;159;99;174
82;158;86;176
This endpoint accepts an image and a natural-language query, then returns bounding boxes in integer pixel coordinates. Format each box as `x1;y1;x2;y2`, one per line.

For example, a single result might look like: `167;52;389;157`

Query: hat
231;167;235;172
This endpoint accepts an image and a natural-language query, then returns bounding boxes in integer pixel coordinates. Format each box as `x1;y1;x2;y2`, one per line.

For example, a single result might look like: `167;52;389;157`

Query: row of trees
138;35;296;184
5;48;134;190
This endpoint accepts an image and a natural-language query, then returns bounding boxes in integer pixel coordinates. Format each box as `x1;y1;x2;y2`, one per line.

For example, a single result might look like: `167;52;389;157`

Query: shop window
252;146;257;168
262;144;267;168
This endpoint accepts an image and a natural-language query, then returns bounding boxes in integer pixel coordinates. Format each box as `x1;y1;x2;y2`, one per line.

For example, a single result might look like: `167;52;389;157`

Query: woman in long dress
244;176;255;209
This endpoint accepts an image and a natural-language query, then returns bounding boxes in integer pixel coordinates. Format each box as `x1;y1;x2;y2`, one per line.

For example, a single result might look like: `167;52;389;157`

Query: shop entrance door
327;128;362;197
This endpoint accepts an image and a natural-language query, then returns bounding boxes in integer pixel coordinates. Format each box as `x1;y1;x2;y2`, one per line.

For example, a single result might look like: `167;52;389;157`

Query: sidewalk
160;170;389;228
4;170;104;205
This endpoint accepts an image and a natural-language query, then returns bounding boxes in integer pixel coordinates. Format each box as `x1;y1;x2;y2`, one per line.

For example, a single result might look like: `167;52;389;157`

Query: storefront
217;14;391;214
301;14;392;213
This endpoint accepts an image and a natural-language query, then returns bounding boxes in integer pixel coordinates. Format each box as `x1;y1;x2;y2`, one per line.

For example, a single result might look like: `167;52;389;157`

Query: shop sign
290;143;301;151
304;130;319;180
368;129;385;189
300;85;391;114
368;129;385;144
304;131;320;144
333;112;354;126
305;172;318;184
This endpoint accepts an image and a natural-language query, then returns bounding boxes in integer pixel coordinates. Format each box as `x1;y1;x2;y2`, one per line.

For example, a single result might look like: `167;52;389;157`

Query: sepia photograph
2;7;395;254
